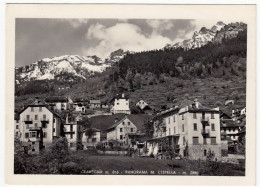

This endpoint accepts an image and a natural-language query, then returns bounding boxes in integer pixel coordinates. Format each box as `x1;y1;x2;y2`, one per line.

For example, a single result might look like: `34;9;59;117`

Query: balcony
24;118;33;124
29;137;41;142
29;127;42;131
200;117;210;125
174;145;180;150
201;129;210;136
40;118;49;124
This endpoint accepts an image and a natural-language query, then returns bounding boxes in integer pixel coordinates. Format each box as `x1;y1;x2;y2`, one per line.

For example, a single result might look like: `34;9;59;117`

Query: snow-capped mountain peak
15;49;128;83
165;21;227;50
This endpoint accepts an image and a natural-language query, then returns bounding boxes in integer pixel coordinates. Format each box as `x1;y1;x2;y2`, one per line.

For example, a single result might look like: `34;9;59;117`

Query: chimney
34;97;39;105
194;97;199;108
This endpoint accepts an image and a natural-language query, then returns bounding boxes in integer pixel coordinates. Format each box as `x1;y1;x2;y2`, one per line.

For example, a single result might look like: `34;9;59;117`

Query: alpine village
14;21;246;175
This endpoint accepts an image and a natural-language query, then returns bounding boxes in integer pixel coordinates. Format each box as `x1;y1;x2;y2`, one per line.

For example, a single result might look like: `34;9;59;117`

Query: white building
82;128;101;149
45;96;73;111
110;93;131;114
147;99;222;160
17;103;63;154
106;115;138;146
74;103;86;113
136;99;148;110
64;115;83;150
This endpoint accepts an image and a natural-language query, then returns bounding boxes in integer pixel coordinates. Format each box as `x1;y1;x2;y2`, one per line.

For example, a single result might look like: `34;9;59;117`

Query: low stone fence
97;150;127;156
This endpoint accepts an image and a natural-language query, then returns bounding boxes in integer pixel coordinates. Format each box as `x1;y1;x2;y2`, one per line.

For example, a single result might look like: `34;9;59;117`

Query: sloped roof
17;104;62;119
220;119;242;128
109;94;129;103
142;105;153;111
45;96;68;103
89;114;153;132
90;100;101;104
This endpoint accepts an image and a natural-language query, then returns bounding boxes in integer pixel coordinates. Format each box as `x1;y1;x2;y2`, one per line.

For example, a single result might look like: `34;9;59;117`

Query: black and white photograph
4;3;257;186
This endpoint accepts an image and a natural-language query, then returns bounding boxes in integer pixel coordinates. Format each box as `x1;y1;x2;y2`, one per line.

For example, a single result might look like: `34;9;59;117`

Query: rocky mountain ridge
165;21;246;50
15;50;129;84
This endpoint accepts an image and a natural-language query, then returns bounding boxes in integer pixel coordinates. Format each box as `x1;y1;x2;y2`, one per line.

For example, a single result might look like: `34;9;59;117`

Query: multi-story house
147;99;222;160
64;114;83;150
17;103;63;154
89;100;101;109
106;115;137;145
82;128;101;149
74;103;86;113
110;93;131;114
45;96;73;111
220;119;244;142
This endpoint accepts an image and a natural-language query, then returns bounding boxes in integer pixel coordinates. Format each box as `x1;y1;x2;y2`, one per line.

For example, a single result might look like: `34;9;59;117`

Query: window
16;132;18;136
32;142;35;145
42;123;47;128
31;107;34;112
43;114;46;120
53;118;56;123
126;102;128;105
120;135;123;140
26;115;30;120
16;125;19;129
233;129;235;132
35;123;38;128
183;137;186;145
174;115;175;122
92;138;97;142
211;112;214;119
31;132;36;138
182;124;184;132
204;150;207;156
117;103;119;105
174;127;176;134
211;123;215;131
39;107;42;112
70;125;73;131
35;115;38;120
168;118;170;124
25;133;29;138
211;137;217;145
182;114;184;120
193;137;199;144
193;113;197;119
203;137;207;144
53;128;55;132
193;123;197;131
70;134;73;139
128;122;130;125
120;128;123;132
131;128;133;132
43;132;47;138
122;122;125;125
26;124;29;129
32;149;35;152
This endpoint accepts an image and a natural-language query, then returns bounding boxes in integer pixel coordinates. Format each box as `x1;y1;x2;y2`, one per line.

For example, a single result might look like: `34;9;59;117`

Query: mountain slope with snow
165;21;246;50
15;50;128;84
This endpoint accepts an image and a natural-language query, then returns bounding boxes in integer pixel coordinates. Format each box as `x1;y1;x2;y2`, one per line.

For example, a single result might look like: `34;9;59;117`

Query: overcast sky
16;19;222;67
